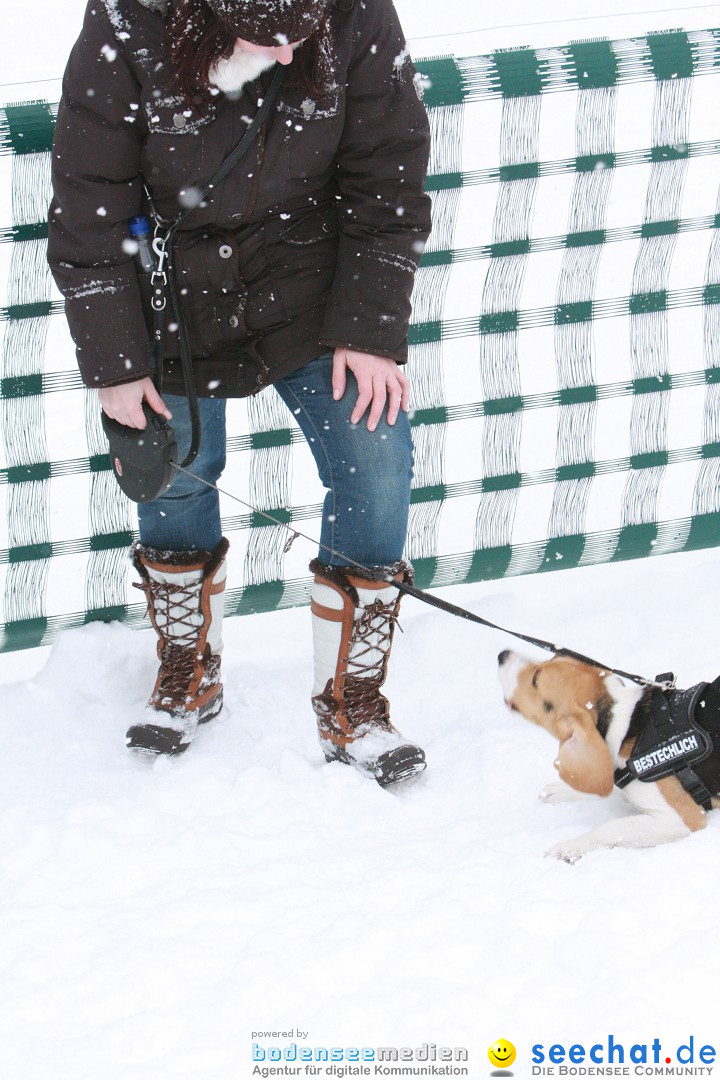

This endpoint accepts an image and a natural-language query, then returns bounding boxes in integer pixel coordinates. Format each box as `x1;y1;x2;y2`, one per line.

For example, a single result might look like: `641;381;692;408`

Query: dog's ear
554;711;614;797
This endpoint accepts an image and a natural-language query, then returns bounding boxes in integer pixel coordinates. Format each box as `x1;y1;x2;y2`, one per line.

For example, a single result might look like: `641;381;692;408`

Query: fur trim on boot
309;560;426;786
127;538;229;754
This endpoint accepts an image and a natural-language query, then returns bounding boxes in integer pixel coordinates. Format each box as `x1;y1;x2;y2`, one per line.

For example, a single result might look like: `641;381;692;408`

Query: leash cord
172;461;667;689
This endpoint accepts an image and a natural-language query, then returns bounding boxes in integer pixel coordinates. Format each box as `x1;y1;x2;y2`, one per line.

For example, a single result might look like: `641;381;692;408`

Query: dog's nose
498;649;510;666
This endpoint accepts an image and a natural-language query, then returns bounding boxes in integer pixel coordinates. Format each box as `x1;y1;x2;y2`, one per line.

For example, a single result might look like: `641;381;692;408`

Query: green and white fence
3;22;720;652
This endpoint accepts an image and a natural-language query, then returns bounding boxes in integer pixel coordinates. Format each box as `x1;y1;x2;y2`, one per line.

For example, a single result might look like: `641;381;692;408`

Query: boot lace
344;599;400;729
135;578;204;703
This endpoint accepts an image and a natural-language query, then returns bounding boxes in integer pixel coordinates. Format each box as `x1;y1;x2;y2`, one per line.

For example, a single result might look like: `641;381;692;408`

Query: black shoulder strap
168;63;287;235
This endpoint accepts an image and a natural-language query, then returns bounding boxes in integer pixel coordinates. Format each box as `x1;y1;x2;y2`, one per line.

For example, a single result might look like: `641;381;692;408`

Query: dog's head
497;650;639;797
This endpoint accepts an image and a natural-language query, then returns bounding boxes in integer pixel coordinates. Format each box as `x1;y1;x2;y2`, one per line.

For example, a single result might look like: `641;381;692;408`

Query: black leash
174;462;667;690
393;580;664;687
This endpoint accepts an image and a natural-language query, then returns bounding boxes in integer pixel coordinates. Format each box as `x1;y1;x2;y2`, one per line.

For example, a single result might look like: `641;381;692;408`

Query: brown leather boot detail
310;560;426;785
126;539;229;754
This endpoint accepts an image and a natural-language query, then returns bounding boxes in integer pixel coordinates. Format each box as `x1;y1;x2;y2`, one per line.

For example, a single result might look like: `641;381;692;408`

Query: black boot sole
323;742;426;786
126;691;223;755
376;745;427;786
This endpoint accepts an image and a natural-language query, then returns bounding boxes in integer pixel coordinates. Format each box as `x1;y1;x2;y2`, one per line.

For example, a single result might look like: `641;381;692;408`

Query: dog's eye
532;668;540;689
543;700;553;712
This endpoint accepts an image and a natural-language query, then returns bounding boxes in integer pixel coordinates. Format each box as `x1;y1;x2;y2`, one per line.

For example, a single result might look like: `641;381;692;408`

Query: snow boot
309;559;426;786
126;538;229;754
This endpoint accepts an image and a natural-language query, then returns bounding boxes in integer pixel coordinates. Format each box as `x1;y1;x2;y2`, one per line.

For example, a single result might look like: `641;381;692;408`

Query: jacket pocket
276;83;341;123
169;228;254;357
139;228;252;358
143;93;217;136
266;202;339;320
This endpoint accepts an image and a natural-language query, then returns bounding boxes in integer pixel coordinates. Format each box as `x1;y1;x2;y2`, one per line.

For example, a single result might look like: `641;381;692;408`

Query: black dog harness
614;675;715;810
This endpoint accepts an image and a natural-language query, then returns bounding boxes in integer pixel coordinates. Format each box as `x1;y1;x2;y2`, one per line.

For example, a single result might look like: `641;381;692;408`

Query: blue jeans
137;352;414;567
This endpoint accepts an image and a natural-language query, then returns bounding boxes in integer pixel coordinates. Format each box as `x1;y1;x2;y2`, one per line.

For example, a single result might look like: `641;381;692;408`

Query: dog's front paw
546;839;587;863
540;781;584;804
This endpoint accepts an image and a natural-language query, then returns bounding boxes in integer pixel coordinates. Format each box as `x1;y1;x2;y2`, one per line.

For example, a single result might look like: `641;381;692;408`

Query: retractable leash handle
102;401;179;503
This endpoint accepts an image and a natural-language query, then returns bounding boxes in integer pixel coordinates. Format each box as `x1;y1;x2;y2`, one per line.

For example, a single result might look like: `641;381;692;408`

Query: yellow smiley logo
488;1039;516;1069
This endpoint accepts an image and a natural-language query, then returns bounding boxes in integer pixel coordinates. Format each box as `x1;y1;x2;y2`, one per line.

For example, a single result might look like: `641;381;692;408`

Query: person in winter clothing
48;0;432;784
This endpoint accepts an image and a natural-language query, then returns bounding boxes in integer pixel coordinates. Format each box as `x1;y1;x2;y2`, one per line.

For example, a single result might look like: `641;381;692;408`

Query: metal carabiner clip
150;229;169;311
152;230;169;274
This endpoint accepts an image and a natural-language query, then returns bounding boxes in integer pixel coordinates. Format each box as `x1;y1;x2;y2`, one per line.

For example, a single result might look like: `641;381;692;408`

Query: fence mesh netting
2;26;720;651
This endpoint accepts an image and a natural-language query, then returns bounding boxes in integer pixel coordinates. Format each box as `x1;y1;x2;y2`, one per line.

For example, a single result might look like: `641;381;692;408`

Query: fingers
99;390;147;429
144;381;172;421
386;368;409;426
350;369;376;427
332;350;347;402
366;374;387;432
120;397;148;429
98;376;169;430
348;362;410;431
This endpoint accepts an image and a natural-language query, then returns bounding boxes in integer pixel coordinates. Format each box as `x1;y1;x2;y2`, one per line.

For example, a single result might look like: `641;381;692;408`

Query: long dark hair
166;0;333;106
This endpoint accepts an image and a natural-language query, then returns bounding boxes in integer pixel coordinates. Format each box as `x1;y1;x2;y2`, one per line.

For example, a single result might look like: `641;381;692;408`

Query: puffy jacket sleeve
47;1;152;388
319;0;432;363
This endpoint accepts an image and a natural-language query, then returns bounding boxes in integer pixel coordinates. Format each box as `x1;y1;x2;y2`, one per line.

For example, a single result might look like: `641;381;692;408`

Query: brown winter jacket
48;0;432;397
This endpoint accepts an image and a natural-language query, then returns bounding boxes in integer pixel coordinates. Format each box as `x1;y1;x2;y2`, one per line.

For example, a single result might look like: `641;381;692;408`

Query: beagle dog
497;650;720;862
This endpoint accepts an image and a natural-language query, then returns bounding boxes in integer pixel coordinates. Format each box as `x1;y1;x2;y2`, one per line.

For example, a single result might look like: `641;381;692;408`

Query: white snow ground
1;549;719;1077
3;0;720;1076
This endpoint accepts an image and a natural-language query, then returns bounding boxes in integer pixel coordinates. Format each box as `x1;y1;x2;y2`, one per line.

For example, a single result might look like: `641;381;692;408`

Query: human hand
331;348;410;431
98;377;172;429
